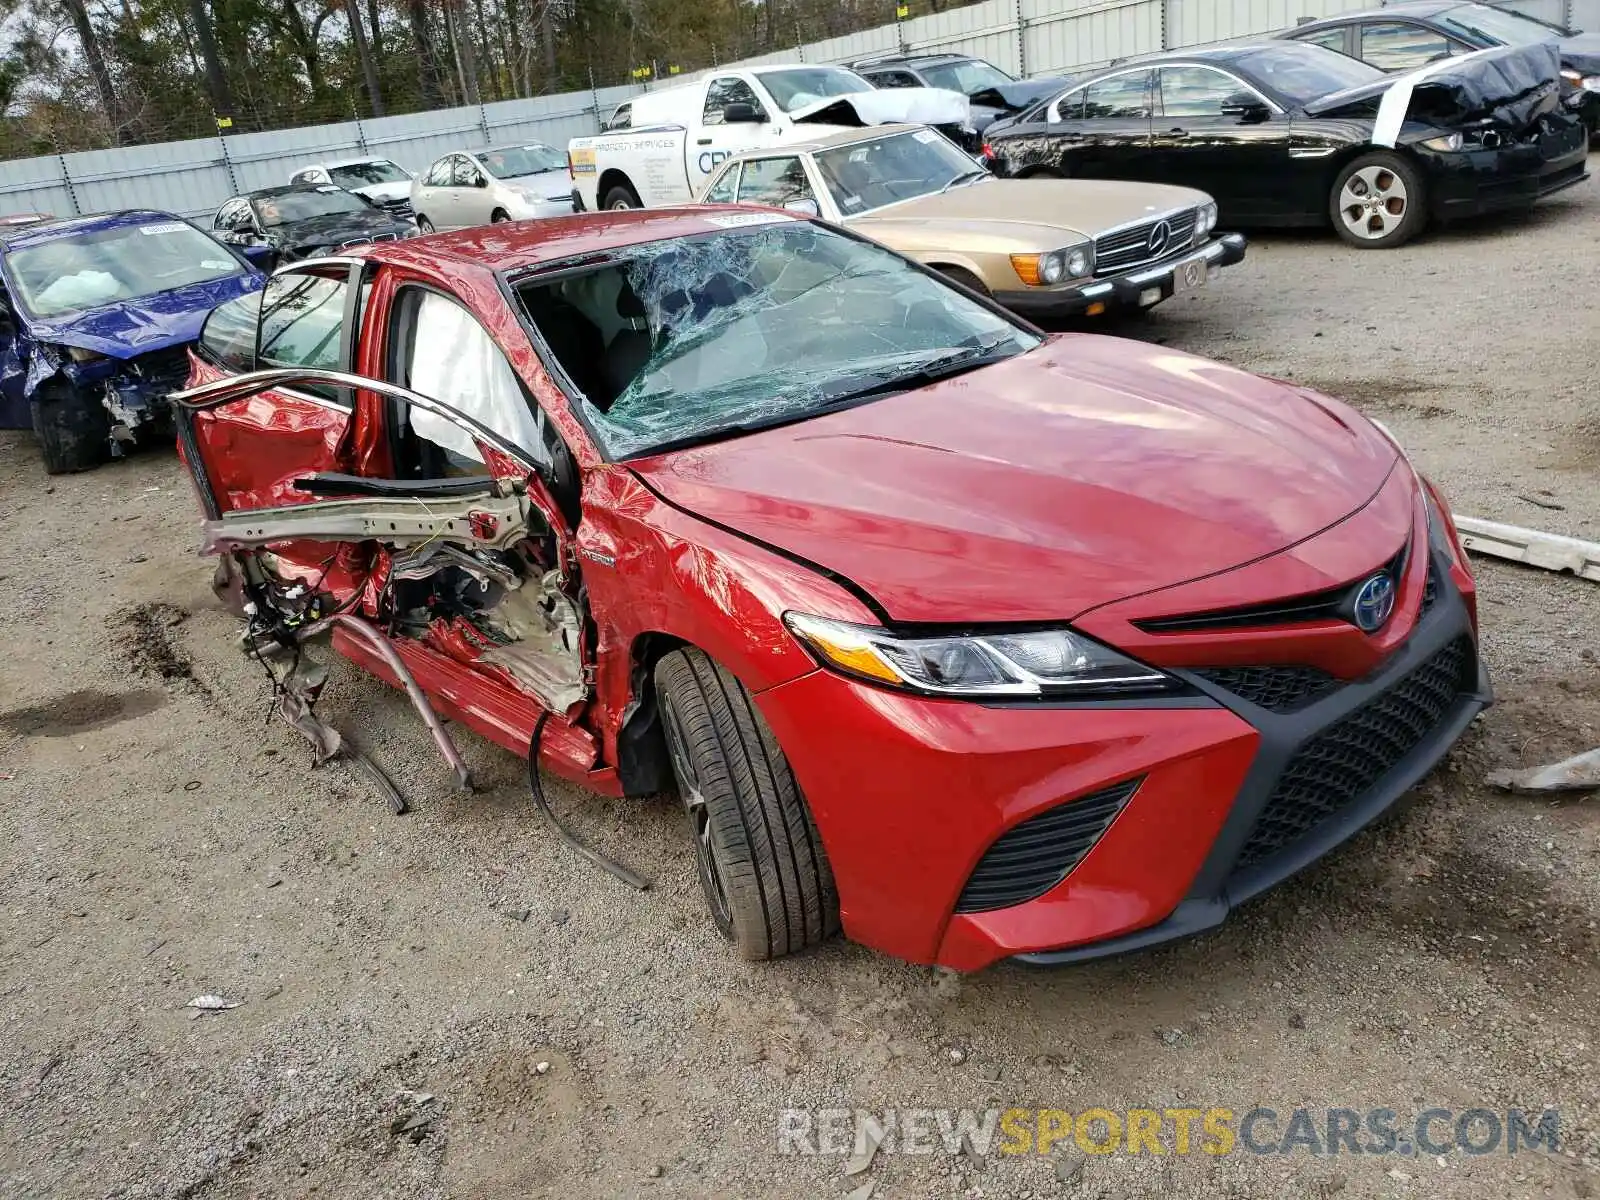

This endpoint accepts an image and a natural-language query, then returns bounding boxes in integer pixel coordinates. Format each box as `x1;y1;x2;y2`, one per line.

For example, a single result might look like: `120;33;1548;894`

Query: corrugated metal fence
1;0;1591;221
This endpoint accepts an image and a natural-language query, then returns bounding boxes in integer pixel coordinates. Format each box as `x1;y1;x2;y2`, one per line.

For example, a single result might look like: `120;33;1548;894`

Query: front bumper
1425;118;1590;219
756;544;1487;972
992;233;1247;318
511;196;578;221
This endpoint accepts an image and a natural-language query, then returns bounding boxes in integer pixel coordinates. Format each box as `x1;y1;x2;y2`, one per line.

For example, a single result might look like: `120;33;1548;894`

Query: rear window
197;290;262;372
1237;43;1385;103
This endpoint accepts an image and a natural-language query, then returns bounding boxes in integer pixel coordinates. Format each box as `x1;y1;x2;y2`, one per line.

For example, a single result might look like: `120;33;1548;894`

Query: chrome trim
1089;203;1196;244
1289;146;1338;159
269;255;369;278
1119;237;1228;287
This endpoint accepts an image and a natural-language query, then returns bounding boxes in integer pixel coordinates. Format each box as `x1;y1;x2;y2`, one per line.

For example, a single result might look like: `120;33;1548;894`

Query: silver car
410;144;575;232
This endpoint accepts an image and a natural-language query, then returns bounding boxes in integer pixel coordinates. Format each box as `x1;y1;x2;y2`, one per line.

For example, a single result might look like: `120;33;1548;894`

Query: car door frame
1151;62;1292;223
1044;67;1157;180
453;154;494;228
1354;18;1473;73
695;75;774;190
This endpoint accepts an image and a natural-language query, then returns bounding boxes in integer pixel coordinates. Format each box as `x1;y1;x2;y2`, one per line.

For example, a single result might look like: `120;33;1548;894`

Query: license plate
1174;255;1209;296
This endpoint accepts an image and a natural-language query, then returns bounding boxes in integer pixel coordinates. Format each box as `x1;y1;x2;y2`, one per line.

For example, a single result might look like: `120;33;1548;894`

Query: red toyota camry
173;207;1489;971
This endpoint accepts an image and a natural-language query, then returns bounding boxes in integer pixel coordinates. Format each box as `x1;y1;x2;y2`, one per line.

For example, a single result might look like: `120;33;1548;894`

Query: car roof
722;123;925;157
1292;0;1457;26
244;183;347;200
0;208;186;250
355;207;804;277
308;156;402;169
859;53;976;67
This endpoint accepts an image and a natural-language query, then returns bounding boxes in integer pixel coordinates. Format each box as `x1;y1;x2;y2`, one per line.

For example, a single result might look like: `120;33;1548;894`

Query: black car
982;40;1588;249
1279;1;1600;135
211;184;418;269
851;52;1078;136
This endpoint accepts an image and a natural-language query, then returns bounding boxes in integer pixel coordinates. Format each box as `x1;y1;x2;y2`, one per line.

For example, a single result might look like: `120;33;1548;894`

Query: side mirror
1220;92;1271;123
723;102;762;124
474;175;489;188
240;243;276;268
783;197;820;217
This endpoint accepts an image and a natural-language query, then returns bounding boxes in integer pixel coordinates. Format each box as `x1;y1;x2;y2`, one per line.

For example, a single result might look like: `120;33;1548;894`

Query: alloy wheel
1338;166;1408;242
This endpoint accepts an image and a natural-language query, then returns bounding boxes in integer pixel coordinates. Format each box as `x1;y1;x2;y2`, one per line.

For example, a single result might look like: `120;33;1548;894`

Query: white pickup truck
567;63;972;212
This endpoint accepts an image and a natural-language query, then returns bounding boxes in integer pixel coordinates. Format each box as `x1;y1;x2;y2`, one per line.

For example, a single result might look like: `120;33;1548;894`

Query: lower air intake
954;779;1138;914
1232;637;1473;872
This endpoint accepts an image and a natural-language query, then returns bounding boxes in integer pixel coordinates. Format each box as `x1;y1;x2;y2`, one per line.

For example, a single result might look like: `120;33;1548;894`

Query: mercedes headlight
1196;201;1218;240
1065;245;1093;277
784;613;1173;698
1039;251;1066;285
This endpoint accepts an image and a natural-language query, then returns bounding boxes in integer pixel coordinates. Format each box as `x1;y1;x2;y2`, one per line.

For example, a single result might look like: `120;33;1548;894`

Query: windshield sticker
912;129;940;143
138;222;189;235
200;259;235;270
701;212;790;229
848;149;870;162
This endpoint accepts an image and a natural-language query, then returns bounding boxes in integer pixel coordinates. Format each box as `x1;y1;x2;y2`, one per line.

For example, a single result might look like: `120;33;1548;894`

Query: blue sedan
0;209;266;473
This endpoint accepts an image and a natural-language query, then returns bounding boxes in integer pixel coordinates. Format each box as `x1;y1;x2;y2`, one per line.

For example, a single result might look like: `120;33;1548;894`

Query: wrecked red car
174;208;1490;971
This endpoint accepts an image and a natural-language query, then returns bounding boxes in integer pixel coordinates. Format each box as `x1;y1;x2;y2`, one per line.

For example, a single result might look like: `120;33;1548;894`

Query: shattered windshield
482;145;566;179
6;221;246;318
329;160;410;188
760;67;875;112
817;130;989;216
920;59;1015;94
516;219;1038;459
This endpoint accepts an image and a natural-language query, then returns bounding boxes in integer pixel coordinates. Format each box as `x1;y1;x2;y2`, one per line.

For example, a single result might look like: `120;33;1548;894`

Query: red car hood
628;335;1399;624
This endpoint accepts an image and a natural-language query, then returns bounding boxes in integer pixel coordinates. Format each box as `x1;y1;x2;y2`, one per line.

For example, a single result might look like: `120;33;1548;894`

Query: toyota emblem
1147;220;1172;256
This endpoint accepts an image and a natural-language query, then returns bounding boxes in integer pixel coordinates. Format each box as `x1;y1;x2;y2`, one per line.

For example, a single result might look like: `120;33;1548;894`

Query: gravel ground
3;165;1600;1200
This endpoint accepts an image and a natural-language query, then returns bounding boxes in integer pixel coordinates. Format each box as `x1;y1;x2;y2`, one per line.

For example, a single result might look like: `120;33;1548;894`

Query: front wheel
654;648;839;959
490;209;511;223
602;184;641;211
1330;152;1428;249
415;214;435;233
29;376;110;474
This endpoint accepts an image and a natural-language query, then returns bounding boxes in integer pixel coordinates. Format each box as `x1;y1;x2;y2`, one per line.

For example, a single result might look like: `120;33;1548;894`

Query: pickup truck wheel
490;209;511;223
29;376;110;475
602;185;641;211
654;648;839;959
1330;152;1427;249
415;215;435;233
936;266;990;297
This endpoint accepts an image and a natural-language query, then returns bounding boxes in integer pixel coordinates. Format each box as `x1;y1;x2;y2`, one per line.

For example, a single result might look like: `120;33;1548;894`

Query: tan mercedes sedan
697;124;1247;318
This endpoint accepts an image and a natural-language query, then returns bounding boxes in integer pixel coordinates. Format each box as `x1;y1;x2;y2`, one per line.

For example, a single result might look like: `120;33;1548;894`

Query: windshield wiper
940;169;990;193
813;333;1019;405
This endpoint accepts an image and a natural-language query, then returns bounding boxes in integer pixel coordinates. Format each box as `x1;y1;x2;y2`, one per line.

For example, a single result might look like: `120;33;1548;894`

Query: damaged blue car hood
25;272;264;360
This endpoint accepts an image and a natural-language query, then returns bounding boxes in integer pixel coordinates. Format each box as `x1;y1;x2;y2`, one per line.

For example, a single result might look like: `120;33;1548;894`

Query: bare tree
185;0;235;124
344;0;385;116
60;0;123;140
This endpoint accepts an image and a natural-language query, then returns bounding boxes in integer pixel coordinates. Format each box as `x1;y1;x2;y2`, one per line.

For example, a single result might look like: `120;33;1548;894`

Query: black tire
602;184;641;211
1329;151;1428;249
654;648;839;959
29;377;110;475
490;208;511;223
935;265;990;297
415;214;435;233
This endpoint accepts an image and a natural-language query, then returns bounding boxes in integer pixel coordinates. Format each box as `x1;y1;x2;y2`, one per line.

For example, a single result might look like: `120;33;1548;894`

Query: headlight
1195;201;1218;239
1421;132;1465;152
784;613;1173;698
1066;246;1093;277
1038;251;1066;284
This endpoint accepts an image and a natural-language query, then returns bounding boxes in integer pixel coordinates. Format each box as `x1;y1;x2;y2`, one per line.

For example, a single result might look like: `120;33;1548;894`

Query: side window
1160;67;1252;118
736;157;813;207
388;288;549;475
1051;86;1086;122
198;290;264;372
423;157;453;186
608;103;632;130
452;157;485;187
703;76;765;125
867;70;920;88
1295;26;1353;56
703;163;742;203
1082;71;1152;119
256;272;350;402
1360;22;1453;71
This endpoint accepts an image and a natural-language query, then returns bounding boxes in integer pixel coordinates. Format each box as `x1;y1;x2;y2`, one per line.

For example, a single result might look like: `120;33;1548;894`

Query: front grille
380;198;413;216
129;346;191;386
954;778;1138;914
1231;637;1474;872
1094;210;1200;273
1193;665;1339;714
337;232;397;250
1138;542;1409;635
